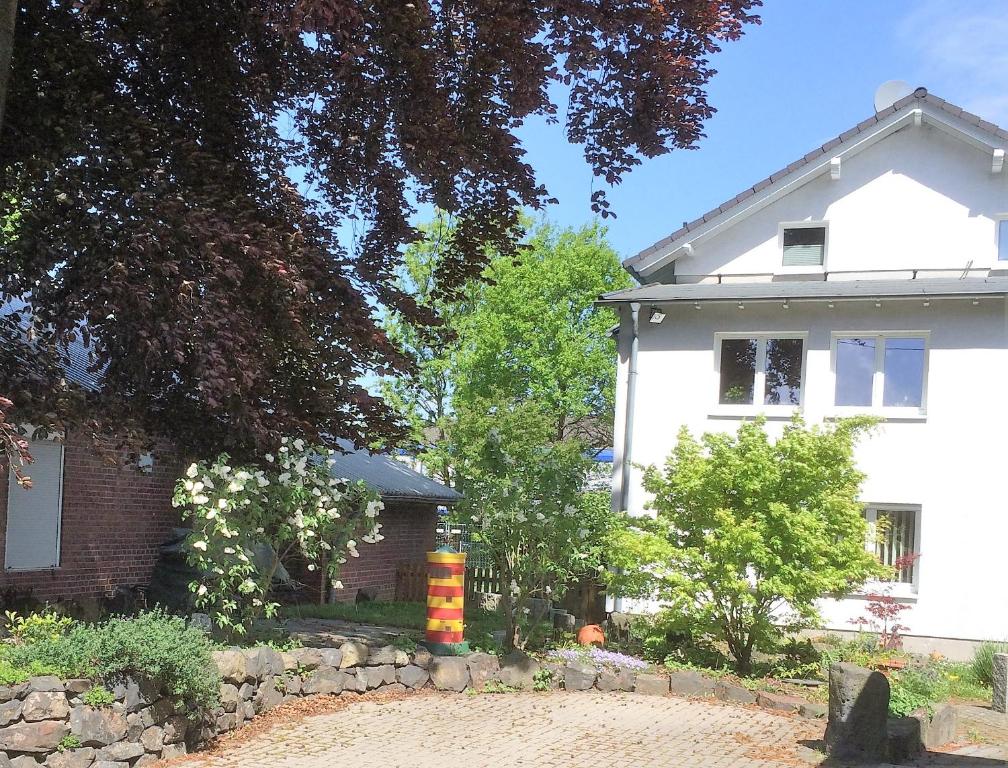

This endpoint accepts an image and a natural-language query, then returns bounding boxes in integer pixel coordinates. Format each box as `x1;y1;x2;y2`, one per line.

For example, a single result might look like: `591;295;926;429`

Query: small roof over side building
330;443;461;505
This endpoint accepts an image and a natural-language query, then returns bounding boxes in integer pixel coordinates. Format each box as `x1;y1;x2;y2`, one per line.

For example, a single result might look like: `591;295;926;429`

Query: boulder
756;691;804;713
466;654;500;690
824;662;890;762
302;667;349;696
219;683;240;713
345;669;367;694
285;675;303;696
291;648;323;671
212;650;250;684
564;662;597;691
0;684;27;703
429;657;469;692
238;683;256;701
397;665;429;690
160;743;187;759
69;707;127;747
140;725;164;753
161;715;188;745
252;680;285;713
44;747;96;768
281;652;299;672
338;641;368;669
0;699;22;726
411;647;433;669
913;703;957;749
993;653;1007;714
634;673;669;696
216;712;238;734
111;678;153;713
248;647;284;678
668;669;715;698
27;677;64;694
319;648;343;669
497;650;540;690
714;680;757;705
132;756;159;768
886;716;923;763
63;681;91;696
11;757;41;768
362;665;396;690
368;646;407;666
799;702;828;719
596;668;636;692
97;741;145;762
0;720;70;752
23;691;70;722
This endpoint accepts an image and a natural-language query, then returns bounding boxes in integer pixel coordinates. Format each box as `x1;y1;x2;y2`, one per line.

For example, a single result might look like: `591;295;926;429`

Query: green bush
82;684;115;708
3;610;77;644
971;641;1008;688
8;609;220;710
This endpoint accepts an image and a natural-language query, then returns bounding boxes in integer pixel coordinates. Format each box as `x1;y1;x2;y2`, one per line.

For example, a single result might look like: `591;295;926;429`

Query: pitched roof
330;441;461;504
598;276;1008;305
625;88;1008;279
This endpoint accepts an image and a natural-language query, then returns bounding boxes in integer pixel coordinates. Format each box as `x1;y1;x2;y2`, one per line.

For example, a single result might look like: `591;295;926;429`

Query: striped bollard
424;547;470;655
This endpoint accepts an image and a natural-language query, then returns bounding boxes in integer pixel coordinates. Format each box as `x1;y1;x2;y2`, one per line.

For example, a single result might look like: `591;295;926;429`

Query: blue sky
515;0;1008;262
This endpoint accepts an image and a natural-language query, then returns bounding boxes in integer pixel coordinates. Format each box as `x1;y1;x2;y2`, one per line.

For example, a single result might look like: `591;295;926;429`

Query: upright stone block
992;653;1008;714
825;662;890;763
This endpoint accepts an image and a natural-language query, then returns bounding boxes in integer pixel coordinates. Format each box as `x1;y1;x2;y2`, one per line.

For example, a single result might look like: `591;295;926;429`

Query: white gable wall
665;123;1008;279
612;296;1008;650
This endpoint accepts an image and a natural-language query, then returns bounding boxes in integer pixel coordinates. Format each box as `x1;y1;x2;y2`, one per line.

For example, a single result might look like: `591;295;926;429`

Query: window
717;335;805;407
782;225;826;268
5;440;63;570
833;334;927;412
999;219;1008;261
864;506;919;585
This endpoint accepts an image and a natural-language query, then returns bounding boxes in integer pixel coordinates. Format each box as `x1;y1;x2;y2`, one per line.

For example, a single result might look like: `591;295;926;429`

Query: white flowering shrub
451;401;620;650
172;438;384;638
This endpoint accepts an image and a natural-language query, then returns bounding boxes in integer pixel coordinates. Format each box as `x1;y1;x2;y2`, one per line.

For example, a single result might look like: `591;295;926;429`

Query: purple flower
588;648;649;670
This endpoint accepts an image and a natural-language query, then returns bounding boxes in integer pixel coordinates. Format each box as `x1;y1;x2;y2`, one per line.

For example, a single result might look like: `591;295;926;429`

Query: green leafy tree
609;417;887;674
453;221;633;449
452;400;619;651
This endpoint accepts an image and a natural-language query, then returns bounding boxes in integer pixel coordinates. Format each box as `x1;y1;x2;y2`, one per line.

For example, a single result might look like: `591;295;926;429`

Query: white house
602;84;1008;660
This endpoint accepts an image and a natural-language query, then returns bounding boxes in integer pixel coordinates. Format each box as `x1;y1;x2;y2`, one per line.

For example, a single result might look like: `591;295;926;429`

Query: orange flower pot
577;623;606;647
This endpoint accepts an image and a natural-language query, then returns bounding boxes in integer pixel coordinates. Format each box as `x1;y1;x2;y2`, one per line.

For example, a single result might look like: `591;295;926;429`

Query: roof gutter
619;303;640;514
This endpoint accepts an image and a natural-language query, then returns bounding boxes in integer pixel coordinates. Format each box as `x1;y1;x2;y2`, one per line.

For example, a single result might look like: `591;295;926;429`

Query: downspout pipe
619;302;640;514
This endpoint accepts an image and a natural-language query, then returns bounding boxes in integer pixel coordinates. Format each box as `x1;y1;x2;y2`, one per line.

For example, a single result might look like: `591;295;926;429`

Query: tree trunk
0;0;16;131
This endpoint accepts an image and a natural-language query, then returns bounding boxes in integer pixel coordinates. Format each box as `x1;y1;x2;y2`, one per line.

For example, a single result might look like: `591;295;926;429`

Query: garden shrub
8;609;219;710
3;610;76;644
971;641;1008;688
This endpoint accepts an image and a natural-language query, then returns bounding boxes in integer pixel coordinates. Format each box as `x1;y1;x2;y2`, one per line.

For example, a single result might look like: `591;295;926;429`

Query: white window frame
5;440;65;571
778;221;828;274
713;332;808;417
830;331;930;419
862;503;921;598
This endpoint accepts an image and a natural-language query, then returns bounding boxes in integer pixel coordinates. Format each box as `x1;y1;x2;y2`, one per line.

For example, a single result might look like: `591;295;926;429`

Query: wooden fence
394;561;502;603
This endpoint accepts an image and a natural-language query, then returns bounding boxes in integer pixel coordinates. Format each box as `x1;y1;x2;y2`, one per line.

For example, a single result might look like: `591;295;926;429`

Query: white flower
197;584;207;596
205;508;217;520
333;580;343;590
535;512;545;521
563;504;577;516
192;481;204;493
278;472;291;483
217;498;228;509
224;547;235;555
307;563;316;572
239;579;257;594
255;527;265;534
227;481;242;493
192;540;208;551
265;453;274;463
544;585;552;595
293;438;305;451
193;494;209;505
183;480;194;491
186;463;198;478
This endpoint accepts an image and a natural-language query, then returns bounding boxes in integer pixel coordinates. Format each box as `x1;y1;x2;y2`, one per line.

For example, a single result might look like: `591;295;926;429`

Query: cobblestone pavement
176;692;1007;768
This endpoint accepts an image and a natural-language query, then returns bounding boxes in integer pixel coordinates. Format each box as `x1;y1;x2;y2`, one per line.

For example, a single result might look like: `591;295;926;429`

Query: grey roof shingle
625;88;1008;276
598;277;1008;305
330;442;461;504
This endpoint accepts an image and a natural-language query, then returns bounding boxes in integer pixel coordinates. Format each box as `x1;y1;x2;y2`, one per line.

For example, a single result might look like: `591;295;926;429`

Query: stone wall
0;644;825;768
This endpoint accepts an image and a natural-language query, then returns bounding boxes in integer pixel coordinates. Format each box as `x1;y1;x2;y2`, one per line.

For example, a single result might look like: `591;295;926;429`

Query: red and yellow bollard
424;547;469;655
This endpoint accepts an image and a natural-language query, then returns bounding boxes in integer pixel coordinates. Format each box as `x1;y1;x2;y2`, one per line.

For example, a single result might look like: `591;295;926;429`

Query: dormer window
781;224;827;268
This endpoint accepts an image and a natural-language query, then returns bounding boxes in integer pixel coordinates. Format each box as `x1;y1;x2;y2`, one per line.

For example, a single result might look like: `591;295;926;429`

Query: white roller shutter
6;440;64;570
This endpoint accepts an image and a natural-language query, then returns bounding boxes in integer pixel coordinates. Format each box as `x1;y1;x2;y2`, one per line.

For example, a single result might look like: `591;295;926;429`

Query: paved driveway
177;691;1006;768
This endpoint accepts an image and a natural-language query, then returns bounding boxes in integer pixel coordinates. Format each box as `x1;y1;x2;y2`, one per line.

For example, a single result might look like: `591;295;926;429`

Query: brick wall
292;500;438;603
0;431;182;602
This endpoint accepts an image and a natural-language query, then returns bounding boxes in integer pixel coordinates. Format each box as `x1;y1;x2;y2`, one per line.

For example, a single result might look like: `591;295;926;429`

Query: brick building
1;432;458;605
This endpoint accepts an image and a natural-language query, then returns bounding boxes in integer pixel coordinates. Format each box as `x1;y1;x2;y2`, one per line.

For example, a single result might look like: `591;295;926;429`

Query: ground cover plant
0;609;219;709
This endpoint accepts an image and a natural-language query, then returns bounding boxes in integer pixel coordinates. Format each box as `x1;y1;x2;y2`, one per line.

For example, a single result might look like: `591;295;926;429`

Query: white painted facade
607;90;1008;656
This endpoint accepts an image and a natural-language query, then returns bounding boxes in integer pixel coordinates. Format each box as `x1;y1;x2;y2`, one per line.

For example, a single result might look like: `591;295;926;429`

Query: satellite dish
874;80;914;113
